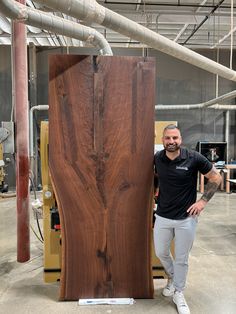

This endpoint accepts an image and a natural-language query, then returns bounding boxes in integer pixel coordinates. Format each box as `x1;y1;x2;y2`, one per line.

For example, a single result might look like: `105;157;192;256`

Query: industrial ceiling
0;0;235;49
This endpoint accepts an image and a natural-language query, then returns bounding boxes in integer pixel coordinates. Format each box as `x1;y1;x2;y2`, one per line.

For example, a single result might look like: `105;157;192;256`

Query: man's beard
164;144;181;152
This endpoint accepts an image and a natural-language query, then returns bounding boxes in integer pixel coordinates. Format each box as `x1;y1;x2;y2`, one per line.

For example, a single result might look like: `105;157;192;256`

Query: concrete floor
0;192;236;314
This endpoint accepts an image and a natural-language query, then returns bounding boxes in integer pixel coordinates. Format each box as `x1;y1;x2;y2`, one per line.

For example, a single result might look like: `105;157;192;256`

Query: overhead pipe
35;0;236;81
155;103;236;110
0;0;112;56
155;90;236;110
13;0;30;263
207;104;236;110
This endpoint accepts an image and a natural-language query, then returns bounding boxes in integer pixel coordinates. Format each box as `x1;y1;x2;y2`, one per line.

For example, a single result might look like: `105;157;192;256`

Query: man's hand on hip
187;199;207;216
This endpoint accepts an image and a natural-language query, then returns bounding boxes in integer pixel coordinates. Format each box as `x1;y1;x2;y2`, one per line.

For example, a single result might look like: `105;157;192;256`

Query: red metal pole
13;0;30;262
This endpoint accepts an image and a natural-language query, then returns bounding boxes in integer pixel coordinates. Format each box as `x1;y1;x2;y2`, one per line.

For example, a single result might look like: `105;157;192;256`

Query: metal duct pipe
29;105;49;159
36;0;236;81
209;104;236;110
0;0;112;55
155;90;236;110
225;110;230;162
155;104;236;110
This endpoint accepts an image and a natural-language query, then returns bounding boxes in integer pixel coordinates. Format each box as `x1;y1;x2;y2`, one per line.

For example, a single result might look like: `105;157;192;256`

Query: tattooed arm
187;166;222;216
201;166;222;202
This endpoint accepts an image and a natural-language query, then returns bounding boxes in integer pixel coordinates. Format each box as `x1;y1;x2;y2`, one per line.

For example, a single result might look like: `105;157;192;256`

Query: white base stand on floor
78;298;135;305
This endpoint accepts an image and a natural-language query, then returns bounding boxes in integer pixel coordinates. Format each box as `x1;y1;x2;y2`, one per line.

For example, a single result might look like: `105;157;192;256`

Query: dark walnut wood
49;55;155;300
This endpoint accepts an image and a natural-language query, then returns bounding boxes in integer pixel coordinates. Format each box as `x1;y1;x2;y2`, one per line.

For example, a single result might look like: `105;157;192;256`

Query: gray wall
0;45;236;187
0;46;15;188
150;48;236;156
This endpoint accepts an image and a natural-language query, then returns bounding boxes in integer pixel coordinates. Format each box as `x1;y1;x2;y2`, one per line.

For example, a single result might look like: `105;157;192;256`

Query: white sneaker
162;278;175;297
173;291;190;314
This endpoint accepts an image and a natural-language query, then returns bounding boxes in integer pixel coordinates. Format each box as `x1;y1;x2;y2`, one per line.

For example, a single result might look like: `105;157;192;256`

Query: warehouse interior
0;1;236;313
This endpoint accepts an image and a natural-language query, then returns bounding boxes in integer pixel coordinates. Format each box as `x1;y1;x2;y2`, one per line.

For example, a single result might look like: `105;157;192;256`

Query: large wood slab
49;55;155;300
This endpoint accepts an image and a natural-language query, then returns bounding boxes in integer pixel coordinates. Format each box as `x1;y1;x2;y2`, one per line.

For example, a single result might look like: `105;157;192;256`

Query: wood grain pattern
49;55;155;300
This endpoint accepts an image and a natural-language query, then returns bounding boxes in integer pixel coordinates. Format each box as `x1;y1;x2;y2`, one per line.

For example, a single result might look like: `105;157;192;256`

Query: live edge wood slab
49;55;155;300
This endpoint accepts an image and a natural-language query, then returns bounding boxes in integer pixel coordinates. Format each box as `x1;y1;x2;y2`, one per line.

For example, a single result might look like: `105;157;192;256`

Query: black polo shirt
154;147;212;220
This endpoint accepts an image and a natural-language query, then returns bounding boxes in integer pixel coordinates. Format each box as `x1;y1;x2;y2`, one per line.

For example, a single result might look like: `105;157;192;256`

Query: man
154;124;221;314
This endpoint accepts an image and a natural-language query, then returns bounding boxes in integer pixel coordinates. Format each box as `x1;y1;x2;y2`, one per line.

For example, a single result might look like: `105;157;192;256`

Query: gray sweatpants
154;214;198;292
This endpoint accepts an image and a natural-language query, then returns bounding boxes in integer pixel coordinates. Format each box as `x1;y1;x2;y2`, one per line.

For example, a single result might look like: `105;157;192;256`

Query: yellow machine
40;121;172;282
40;121;61;282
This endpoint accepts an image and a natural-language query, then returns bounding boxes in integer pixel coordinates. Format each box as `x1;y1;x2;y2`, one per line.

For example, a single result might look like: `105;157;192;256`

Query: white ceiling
0;0;235;49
